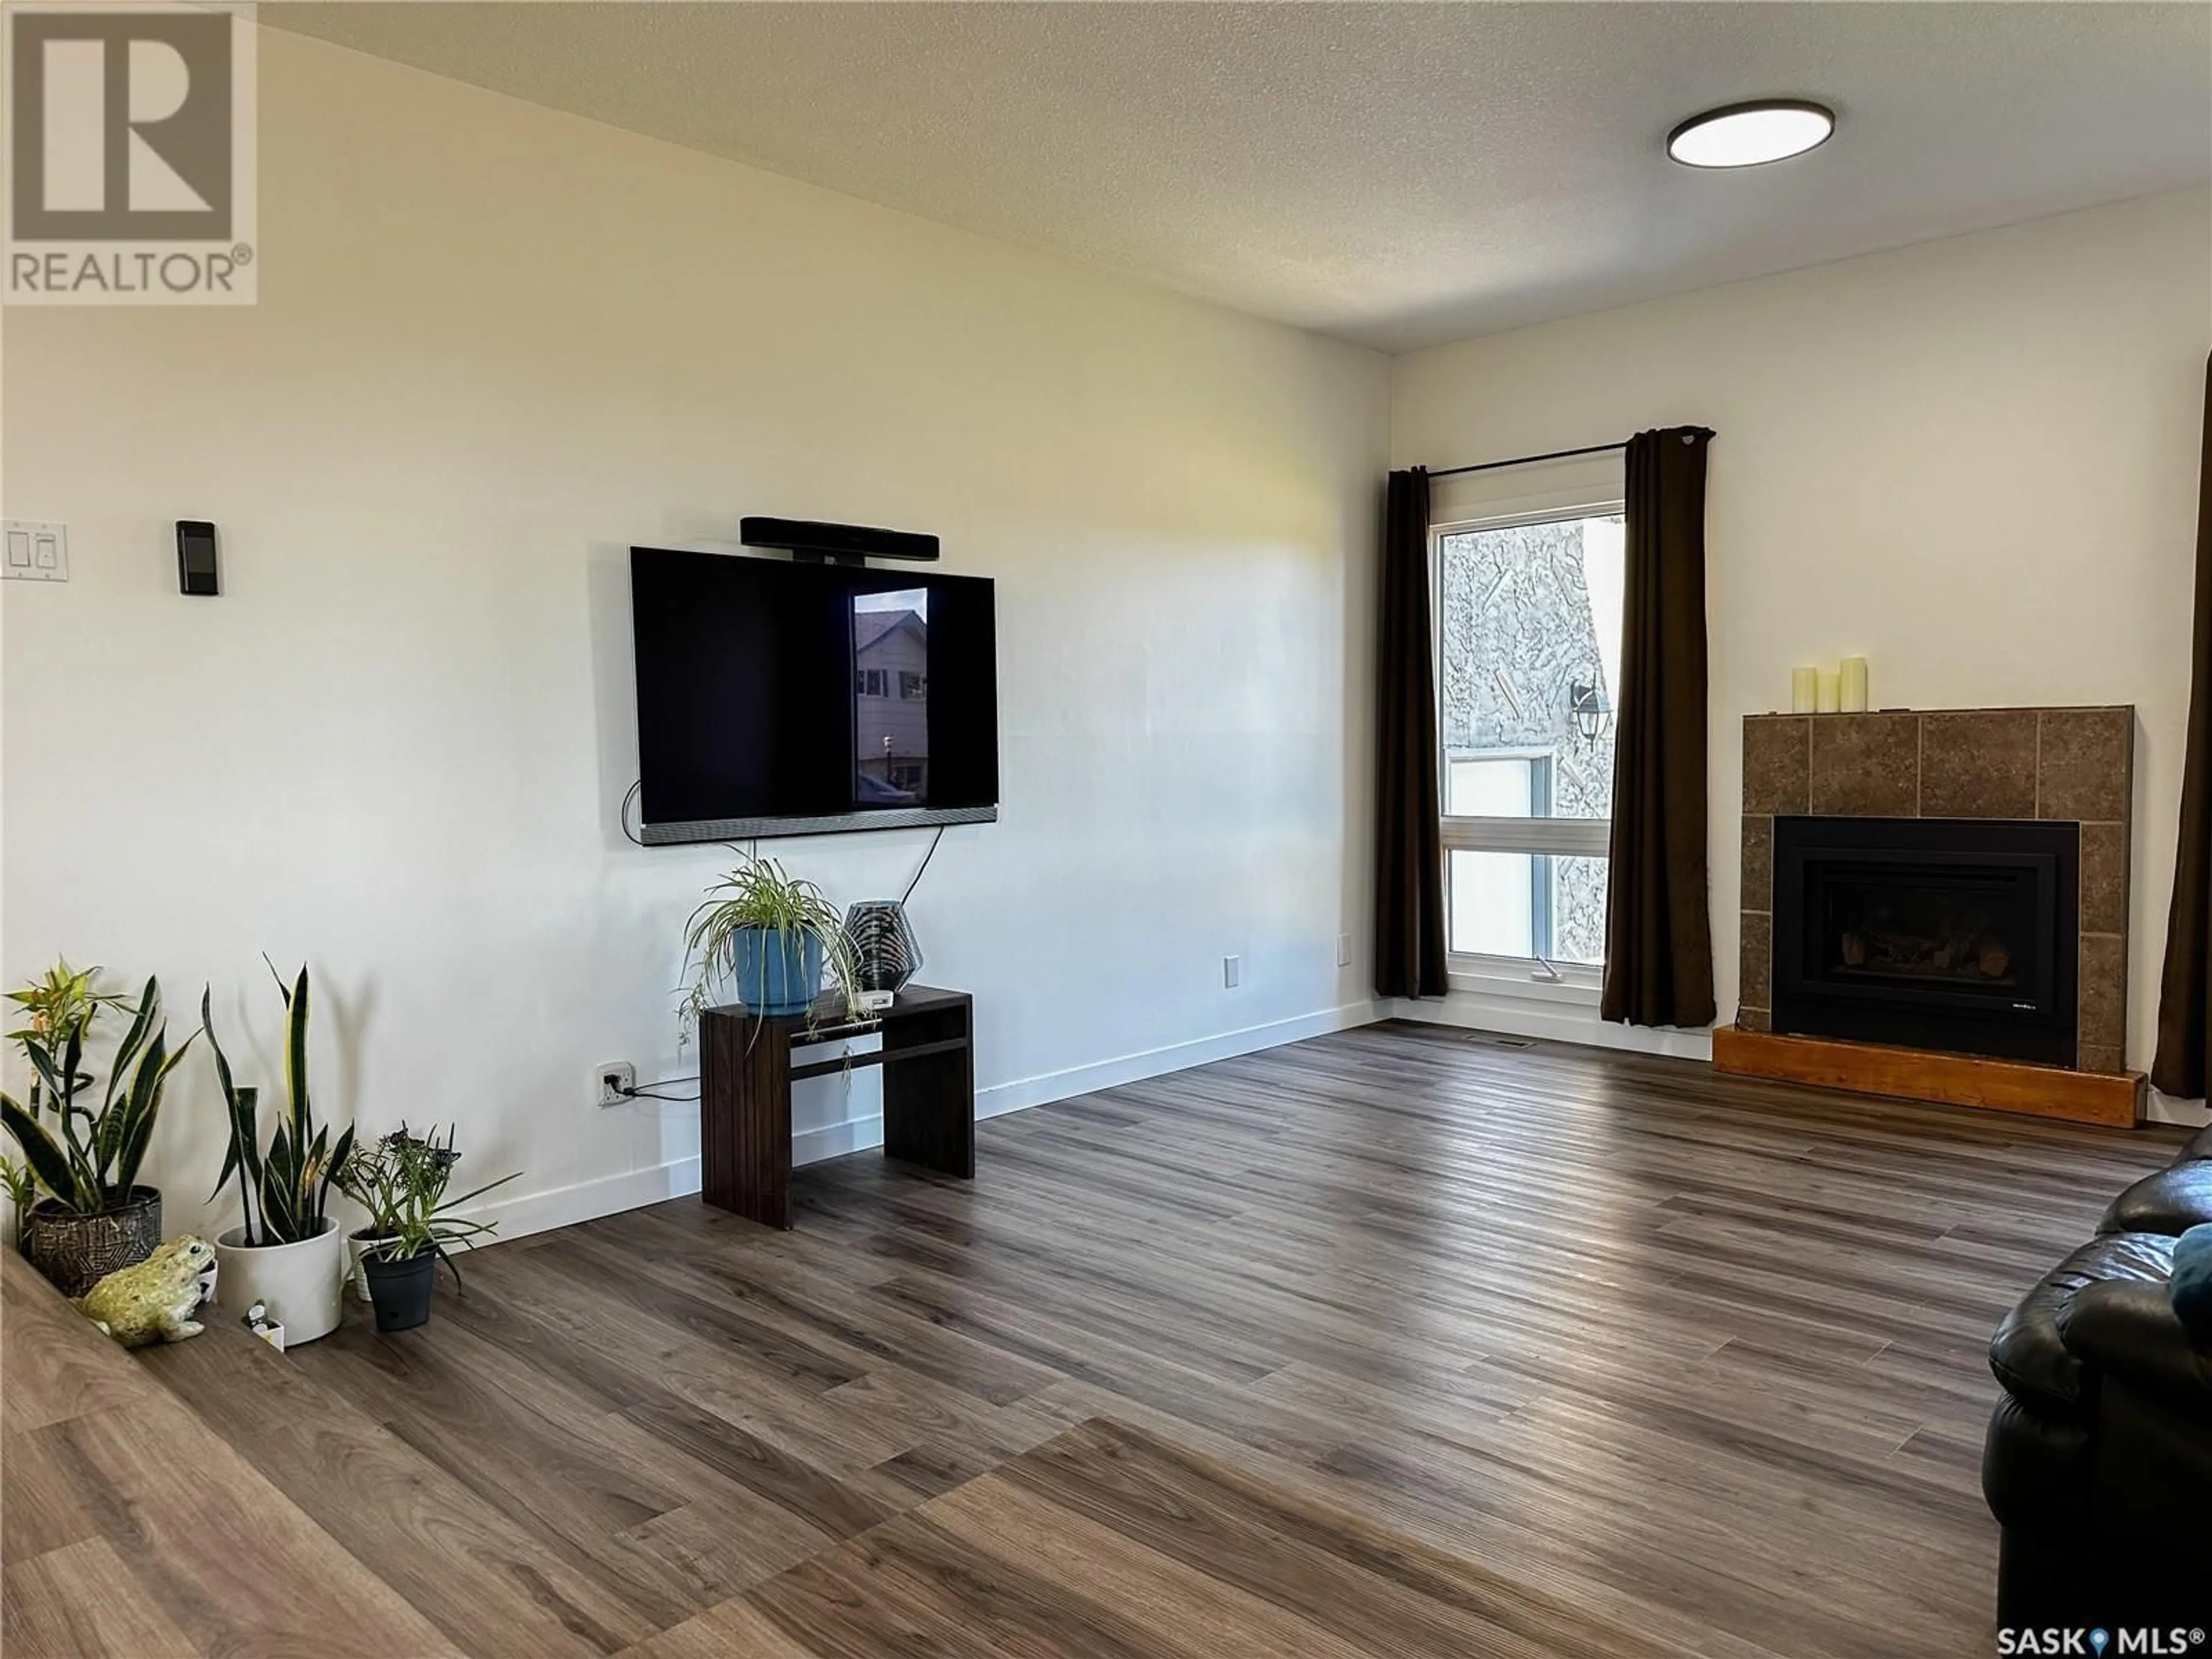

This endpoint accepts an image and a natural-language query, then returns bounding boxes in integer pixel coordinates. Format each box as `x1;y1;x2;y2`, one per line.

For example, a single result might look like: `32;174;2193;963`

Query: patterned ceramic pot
23;1186;162;1298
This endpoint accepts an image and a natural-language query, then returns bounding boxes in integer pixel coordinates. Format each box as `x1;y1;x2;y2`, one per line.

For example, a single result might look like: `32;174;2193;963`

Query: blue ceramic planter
732;926;824;1016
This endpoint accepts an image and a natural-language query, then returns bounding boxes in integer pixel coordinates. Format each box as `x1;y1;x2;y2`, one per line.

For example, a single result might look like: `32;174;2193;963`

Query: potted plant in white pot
2;962;196;1297
681;849;865;1028
337;1124;516;1333
203;964;354;1345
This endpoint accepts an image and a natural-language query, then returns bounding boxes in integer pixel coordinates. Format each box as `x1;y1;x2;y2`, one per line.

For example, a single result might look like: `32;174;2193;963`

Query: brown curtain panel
1376;467;1449;998
1601;427;1718;1028
2153;354;2212;1100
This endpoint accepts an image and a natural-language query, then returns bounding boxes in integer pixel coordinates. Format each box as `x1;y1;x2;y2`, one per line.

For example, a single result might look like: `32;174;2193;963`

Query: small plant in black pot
335;1125;516;1333
342;1124;463;1299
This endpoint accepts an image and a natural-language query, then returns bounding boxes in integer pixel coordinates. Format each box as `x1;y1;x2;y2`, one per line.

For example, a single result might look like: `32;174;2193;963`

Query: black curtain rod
1424;440;1628;480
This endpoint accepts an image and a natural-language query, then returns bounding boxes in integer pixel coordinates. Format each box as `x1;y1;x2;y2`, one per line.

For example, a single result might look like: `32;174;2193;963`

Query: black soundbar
739;517;939;563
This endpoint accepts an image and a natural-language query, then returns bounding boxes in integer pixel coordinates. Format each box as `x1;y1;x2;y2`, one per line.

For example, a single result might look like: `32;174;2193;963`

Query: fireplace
1729;707;2137;1122
1771;816;2080;1066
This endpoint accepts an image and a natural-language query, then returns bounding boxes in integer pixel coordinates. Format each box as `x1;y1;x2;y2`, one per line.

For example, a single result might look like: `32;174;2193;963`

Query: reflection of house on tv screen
853;590;929;804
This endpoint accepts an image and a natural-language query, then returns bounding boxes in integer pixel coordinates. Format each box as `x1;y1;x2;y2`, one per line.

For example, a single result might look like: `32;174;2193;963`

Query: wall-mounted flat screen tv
630;547;998;844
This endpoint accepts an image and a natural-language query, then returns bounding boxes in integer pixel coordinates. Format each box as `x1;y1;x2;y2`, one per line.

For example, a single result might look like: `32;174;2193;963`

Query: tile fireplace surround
1738;706;2134;1075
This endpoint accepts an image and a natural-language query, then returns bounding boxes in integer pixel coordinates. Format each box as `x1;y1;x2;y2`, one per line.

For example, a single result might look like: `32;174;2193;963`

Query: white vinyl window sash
1433;497;1624;982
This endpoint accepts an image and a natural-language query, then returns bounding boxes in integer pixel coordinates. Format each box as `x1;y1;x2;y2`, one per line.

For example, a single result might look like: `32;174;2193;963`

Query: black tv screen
630;548;999;843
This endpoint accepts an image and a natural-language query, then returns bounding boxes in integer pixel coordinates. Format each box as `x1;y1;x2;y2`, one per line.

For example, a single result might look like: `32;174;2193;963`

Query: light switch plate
2;520;68;582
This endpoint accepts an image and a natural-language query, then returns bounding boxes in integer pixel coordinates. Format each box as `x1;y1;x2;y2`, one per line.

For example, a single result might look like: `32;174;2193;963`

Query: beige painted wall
0;27;1388;1237
1391;189;2212;1107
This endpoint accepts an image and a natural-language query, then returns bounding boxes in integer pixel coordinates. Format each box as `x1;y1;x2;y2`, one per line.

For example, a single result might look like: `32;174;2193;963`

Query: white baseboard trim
793;1113;885;1164
475;1156;703;1241
1390;990;1714;1062
2147;1088;2211;1128
470;999;1386;1244
972;1000;1385;1120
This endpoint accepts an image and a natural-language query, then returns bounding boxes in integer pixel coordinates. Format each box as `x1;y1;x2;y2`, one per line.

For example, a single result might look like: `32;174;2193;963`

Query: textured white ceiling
263;2;2212;353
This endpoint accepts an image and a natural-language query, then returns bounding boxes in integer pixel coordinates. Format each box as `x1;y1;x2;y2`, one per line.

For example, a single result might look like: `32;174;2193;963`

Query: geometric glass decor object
844;899;922;994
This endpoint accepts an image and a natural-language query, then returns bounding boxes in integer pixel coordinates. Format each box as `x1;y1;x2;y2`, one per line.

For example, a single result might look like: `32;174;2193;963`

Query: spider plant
0;966;194;1215
679;848;863;1030
336;1123;517;1287
202;962;355;1247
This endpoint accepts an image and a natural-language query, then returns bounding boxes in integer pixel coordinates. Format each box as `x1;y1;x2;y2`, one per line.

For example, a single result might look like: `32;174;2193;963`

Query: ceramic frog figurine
73;1236;216;1347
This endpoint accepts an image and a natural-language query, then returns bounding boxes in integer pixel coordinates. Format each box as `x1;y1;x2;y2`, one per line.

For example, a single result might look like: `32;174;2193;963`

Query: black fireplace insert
1770;816;2078;1066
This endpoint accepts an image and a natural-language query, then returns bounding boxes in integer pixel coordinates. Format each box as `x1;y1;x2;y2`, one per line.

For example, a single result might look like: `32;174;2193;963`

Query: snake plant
0;965;195;1215
203;961;355;1247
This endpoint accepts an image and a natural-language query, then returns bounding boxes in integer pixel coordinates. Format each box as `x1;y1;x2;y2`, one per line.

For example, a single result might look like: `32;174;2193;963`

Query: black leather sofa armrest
2056;1281;2212;1413
2099;1160;2212;1237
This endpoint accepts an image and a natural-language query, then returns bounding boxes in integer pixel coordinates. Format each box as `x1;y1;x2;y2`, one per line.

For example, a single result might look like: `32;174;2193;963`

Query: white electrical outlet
1222;955;1241;989
596;1061;635;1107
3;520;68;583
1336;933;1353;967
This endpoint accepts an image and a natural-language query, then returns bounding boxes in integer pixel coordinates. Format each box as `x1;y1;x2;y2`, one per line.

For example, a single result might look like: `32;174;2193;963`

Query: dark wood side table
698;984;974;1230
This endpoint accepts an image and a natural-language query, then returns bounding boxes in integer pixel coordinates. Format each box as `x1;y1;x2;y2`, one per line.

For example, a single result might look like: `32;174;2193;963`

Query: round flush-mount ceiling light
1667;100;1836;169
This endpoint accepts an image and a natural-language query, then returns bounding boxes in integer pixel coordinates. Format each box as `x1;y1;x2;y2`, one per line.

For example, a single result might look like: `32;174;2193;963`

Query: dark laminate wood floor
639;1416;1687;1659
132;1023;2184;1659
1;1249;456;1658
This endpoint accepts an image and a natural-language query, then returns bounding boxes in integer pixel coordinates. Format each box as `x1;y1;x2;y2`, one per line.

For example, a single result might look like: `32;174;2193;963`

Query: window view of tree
1437;513;1624;964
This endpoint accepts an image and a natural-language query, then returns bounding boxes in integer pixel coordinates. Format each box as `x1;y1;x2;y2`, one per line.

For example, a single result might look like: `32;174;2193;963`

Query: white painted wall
1390;189;2212;1115
0;28;1387;1240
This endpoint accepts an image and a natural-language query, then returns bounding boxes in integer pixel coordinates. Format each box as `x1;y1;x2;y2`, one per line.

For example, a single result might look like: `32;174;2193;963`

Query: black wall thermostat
176;520;218;596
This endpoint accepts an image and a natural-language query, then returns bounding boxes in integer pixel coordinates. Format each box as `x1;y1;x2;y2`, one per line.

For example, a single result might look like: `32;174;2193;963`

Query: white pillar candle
1817;672;1841;714
1791;667;1818;713
1839;656;1869;713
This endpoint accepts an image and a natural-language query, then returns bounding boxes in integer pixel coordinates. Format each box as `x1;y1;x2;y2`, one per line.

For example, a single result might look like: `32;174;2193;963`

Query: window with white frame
1435;504;1626;973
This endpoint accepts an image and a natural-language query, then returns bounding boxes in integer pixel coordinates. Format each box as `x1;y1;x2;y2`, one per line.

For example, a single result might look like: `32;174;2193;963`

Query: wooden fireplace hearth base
1711;1027;2144;1128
